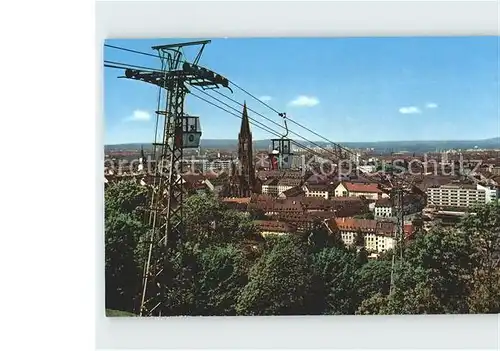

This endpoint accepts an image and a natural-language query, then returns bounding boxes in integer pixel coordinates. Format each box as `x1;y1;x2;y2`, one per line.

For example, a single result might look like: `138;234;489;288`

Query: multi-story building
373;193;425;219
278;186;305;199
477;184;499;204
277;178;302;195
261;178;279;196
334;181;385;200
325;217;396;253
302;183;336;199
426;182;498;208
253;220;297;237
491;166;500;176
374;198;393;218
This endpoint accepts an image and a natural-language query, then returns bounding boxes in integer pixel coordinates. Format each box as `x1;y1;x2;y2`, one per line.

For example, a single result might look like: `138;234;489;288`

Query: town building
261;178;279;196
373;193;425;219
334;181;385;200
325;217;396;253
221;103;259;197
426;182;498;208
278;186;305;199
277;178;303;196
302;183;337;199
253;220;297;237
374;198;393;218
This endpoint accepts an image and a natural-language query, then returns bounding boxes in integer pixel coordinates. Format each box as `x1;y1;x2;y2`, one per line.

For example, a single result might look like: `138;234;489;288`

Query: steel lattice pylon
117;40;232;316
139;78;187;316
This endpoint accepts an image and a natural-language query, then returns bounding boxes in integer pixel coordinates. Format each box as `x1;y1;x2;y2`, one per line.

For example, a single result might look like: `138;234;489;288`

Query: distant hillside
105;137;499;153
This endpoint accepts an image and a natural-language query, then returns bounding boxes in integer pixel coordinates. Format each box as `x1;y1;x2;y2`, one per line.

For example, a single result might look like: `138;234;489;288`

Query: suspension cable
104;44;358;158
102;46;438;205
189;91;323;157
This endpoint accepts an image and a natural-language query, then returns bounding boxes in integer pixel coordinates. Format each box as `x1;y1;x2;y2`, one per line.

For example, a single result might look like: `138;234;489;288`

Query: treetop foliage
105;180;500;316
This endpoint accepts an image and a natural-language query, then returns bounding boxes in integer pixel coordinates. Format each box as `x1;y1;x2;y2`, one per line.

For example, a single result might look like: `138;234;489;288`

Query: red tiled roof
222;197;251;204
404;224;414;237
254;220;297;233
375;198;392;207
263;178;279;186
278;178;303;186
282;186;305;197
304;183;332;192
182;174;207;184
343;182;382;193
327;217;395;237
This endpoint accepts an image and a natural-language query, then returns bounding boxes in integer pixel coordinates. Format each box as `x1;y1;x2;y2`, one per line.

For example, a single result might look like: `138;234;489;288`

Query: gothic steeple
138;145;146;172
239;101;251;139
235;101;255;197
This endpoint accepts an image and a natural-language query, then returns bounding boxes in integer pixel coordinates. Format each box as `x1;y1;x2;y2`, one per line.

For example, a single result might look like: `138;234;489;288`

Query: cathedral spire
138;145;146;173
239;101;251;138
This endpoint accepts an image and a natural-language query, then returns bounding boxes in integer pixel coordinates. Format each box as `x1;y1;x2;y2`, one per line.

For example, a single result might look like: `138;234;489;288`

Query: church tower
236;102;255;197
220;102;257;198
138;145;146;173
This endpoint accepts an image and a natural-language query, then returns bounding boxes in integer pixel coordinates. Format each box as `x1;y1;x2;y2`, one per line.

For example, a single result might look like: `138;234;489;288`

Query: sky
103;37;499;145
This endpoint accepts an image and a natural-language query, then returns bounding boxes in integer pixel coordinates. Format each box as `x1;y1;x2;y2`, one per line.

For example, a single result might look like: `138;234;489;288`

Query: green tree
385;262;444;314
105;179;148;215
105;212;146;312
218;209;258;244
195;244;249;315
236;236;314;315
183;192;258;246
396;227;477;313
104;180;149;313
305;219;344;253
310;248;359;314
356;293;389;315
159;246;200;316
411;213;424;234
248;207;267;220
183;192;225;242
355;259;392;302
354;228;365;248
467;267;500;313
459;203;500;269
356;247;369;266
459;203;500;313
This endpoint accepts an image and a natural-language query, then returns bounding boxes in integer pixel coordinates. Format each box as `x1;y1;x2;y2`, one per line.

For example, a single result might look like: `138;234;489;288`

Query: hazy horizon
104;37;499;145
105;136;499;146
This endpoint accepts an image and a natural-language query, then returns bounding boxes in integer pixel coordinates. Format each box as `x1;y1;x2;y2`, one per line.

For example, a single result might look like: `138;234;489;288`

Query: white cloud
398;106;421;114
289;95;320;107
259;95;272;102
425;102;438;109
126;110;151;121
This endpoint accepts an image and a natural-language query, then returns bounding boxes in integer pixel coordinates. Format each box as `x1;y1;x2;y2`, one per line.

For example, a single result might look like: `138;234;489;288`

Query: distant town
104;37;500;318
105;104;500;260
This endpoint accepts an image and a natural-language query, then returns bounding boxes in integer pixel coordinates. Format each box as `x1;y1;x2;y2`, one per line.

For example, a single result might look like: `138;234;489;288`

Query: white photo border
96;1;500;350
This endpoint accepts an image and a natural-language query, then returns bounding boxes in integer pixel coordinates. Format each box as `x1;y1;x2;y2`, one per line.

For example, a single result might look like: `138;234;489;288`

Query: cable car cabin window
181;116;202;149
182;116;201;133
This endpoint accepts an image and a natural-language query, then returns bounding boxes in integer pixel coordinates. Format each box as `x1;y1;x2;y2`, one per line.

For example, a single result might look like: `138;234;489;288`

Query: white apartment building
302;183;335;199
374;198;393;218
334;181;386;200
426;182;498;208
253;220;297;237
261;178;303;197
261;178;279;196
477;184;499;204
277;178;302;195
325;218;396;253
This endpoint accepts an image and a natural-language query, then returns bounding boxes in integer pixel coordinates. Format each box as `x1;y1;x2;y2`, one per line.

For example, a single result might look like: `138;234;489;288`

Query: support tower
119;40;231;316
